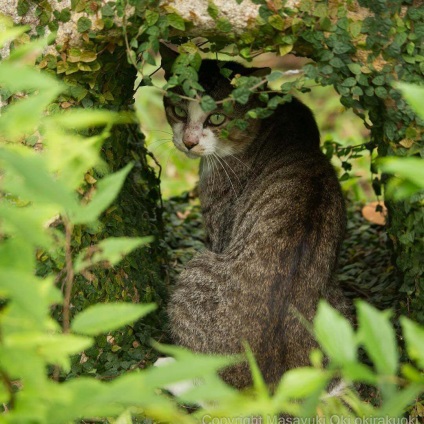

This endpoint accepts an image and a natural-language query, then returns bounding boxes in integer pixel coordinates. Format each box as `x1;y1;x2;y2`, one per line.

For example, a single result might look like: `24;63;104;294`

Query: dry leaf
362;201;387;226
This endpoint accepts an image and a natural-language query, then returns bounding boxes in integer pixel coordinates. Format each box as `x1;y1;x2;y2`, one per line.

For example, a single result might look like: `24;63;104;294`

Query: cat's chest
199;158;250;252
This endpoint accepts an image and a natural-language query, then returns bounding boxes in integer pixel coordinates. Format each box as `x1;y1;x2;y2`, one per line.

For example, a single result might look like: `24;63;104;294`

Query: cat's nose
183;136;199;150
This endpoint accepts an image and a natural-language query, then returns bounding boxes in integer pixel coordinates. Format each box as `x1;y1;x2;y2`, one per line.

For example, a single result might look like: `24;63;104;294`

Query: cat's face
162;55;268;159
164;98;255;159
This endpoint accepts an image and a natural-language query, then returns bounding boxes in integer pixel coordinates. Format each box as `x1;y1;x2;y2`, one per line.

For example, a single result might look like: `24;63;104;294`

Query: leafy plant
0;20;201;423
379;83;424;200
1;12;424;424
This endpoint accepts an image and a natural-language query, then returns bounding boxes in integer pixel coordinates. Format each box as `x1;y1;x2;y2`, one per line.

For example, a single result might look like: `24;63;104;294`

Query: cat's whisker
205;156;215;193
146;139;173;152
210;155;220;197
210;155;219;194
146;142;175;169
146;137;173;146
213;153;238;198
228;154;252;171
219;155;242;188
162;144;180;175
142;128;173;136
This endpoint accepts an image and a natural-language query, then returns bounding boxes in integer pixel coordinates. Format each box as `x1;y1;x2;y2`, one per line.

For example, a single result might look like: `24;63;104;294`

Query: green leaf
207;1;219;19
149;343;239;388
0;272;49;324
395;82;424;120
356;301;398;375
50;109;132;129
101;3;115;17
0;23;29;48
71;163;133;224
200;95;216;112
379;384;424;417
243;341;268;398
401;317;424;369
314;301;357;365
74;236;153;272
372;75;385;86
266;71;284;82
0;91;60;140
167;13;185;31
0;238;35;273
375;86;387;98
77;17;92;33
71;303;156;335
216;18;232;33
36;334;93;370
379;157;424;189
341;362;377;384
347;63;362;75
232;86;251;105
0;203;54;248
145;10;159;26
268;14;285;31
342;77;357;87
274;367;329;400
0;147;77;212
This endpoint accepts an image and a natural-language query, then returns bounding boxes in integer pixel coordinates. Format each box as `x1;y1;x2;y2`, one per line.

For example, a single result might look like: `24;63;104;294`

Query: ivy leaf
77;17;92;33
232;86;251;105
58;8;71;22
216;18;232;32
268;14;285;31
375;86;387;99
101;3;115;17
145;10;159;26
372;75;385;86
342;77;357;87
167;13;185;31
200;95;217;112
278;44;293;56
267;95;285;109
220;67;233;78
266;71;283;82
207;1;219;19
348;63;362;75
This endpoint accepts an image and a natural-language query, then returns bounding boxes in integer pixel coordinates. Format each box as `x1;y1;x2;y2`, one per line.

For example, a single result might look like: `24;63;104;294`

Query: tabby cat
161;46;350;389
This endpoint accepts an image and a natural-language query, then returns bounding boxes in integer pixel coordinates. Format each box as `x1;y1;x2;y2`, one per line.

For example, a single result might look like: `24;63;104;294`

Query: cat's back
203;98;346;255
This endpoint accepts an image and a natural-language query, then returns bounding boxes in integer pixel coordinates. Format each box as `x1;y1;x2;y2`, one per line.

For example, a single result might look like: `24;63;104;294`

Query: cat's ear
160;42;179;79
245;67;272;78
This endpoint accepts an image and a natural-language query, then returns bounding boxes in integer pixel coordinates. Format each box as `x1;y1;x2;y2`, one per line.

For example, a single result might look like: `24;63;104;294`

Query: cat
160;45;350;389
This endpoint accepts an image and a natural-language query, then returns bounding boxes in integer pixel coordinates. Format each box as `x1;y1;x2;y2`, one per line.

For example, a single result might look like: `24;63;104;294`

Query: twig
0;369;15;410
62;218;75;334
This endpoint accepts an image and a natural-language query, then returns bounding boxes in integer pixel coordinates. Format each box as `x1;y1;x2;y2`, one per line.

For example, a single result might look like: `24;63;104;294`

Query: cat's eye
173;105;187;119
207;113;226;126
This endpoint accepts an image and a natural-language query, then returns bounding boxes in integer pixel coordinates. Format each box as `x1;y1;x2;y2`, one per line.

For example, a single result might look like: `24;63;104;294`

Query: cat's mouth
175;142;205;159
185;150;202;159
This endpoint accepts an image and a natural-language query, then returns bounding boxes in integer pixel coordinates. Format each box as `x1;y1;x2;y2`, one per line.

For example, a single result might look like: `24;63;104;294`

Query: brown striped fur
162;52;350;389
